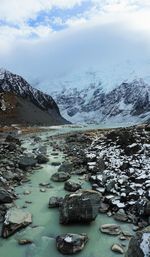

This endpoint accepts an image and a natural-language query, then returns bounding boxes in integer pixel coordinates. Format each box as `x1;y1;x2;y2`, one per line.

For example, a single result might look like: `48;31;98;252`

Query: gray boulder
51;172;71;182
59;190;101;224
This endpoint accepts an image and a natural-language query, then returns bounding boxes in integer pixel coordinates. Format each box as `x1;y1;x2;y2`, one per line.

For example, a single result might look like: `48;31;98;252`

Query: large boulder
56;233;88;254
126;226;150;257
0;188;13;204
2;208;32;238
59;190;101;224
51;172;71;182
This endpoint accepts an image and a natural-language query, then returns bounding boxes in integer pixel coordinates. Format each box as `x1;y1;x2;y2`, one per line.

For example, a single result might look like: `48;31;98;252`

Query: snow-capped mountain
51;74;150;125
0;68;68;125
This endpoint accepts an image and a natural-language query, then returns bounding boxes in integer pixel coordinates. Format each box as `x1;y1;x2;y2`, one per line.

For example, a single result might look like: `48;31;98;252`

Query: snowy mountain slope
51;75;150;124
0;69;68;125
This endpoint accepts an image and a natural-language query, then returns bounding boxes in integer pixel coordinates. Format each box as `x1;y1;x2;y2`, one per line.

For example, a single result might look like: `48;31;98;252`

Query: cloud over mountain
0;0;150;91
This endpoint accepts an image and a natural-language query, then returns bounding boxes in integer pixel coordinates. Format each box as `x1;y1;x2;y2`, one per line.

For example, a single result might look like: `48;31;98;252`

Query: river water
0;125;133;257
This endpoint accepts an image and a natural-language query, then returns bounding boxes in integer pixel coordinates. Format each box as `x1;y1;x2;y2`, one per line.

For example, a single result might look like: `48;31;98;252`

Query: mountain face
0;69;68;126
51;78;150;125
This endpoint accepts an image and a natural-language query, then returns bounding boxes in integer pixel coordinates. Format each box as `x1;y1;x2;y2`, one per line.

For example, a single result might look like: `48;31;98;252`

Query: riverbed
0;125;134;257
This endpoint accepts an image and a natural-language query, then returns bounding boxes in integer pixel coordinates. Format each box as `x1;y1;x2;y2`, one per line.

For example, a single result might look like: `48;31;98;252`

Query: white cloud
0;0;86;23
0;0;150;88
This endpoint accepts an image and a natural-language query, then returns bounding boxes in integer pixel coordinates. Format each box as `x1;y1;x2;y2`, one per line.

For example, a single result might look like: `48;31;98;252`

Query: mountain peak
0;68;11;79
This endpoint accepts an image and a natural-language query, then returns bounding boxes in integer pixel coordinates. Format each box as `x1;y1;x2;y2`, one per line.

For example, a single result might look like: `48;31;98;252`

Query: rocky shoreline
49;124;150;256
0;132;49;238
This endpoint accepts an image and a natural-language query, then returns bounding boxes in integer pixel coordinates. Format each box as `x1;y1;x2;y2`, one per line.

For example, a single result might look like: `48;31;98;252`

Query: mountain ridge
51;76;150;124
0;69;68;126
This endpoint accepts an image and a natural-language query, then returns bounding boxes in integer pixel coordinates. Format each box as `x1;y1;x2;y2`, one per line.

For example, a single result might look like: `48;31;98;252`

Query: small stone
23;190;31;195
119;236;127;241
25;200;32;204
100;224;121;235
40;188;46;192
18;239;33;245
111;244;124;254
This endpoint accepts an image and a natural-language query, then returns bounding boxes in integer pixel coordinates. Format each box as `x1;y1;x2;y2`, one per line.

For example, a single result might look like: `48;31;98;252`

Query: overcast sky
0;0;150;90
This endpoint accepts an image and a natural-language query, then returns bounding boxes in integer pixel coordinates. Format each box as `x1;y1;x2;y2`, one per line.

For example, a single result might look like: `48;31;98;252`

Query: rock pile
64;125;150;227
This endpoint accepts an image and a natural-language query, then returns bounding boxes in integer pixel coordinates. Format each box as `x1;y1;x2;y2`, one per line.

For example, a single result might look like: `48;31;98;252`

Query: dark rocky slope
0;69;68;126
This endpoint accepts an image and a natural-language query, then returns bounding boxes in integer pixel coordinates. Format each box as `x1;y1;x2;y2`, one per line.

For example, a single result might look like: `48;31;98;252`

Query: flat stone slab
2;208;32;238
100;224;121;235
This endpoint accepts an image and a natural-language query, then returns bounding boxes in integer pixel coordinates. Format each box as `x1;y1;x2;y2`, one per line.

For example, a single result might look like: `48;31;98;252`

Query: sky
0;0;150;91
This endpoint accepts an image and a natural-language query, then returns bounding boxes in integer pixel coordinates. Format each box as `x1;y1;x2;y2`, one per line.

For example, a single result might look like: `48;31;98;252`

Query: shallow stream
0;125;133;257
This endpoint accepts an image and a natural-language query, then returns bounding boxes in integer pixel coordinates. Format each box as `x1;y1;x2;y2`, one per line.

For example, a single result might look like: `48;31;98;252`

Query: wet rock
25;200;32;204
49;196;63;208
56;233;88;254
36;154;49;164
125;226;150;257
111;244;124;254
58;162;73;173
0;188;13;204
2;208;32;238
19;156;37;170
23;190;31;195
18;239;33;245
40;188;46;192
51;172;71;182
59;190;101;224
100;224;121;235
51;162;61;166
39;182;50;187
51;152;59;156
64;180;81;192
